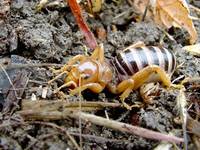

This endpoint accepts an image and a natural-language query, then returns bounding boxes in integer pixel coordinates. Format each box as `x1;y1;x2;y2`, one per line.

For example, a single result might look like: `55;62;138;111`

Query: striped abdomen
112;46;176;79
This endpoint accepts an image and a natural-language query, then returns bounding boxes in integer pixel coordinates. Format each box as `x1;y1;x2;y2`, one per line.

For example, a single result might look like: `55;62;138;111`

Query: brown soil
0;0;200;149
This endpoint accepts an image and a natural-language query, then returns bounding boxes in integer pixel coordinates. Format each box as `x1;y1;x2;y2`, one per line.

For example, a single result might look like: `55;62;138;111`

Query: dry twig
18;110;184;143
21;100;121;112
1;63;64;70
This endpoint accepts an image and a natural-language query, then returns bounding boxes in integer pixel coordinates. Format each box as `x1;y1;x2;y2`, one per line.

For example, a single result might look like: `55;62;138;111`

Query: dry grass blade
36;0;48;11
192;136;200;150
18;110;184;143
71;111;184;143
21;99;121;111
153;142;172;150
67;0;97;49
183;43;200;56
176;89;188;149
189;4;200;15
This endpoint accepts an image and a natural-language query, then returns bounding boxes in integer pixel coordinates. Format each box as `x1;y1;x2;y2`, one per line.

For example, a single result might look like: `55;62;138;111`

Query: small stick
0;64;18;98
142;0;150;21
181;77;200;84
21;100;121;111
189;4;200;14
69;111;184;144
3;63;64;70
18;110;184;143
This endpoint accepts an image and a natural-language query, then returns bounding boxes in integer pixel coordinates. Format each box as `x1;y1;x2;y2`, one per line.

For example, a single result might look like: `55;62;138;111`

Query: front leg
70;83;105;95
49;55;86;78
48;71;68;84
54;81;77;93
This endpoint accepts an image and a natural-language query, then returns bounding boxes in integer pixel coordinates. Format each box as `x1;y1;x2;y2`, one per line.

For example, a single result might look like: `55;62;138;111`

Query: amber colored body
49;42;176;109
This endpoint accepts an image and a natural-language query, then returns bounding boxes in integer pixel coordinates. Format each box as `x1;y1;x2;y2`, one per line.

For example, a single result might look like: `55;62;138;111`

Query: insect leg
107;79;134;94
48;71;68;84
70;83;105;95
131;65;171;90
54;81;77;93
67;55;87;65
107;79;135;109
49;55;86;78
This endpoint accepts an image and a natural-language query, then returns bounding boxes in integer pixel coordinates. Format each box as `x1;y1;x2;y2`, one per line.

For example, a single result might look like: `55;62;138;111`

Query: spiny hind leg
118;66;170;109
107;79;134;94
120;87;135;110
107;79;135;109
70;83;105;95
131;65;172;90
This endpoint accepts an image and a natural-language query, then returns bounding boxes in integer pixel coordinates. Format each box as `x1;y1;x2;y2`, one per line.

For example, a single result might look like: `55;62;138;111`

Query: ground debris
18;104;184;144
2;70;29;115
0;0;200;149
21;99;121;112
0;0;11;20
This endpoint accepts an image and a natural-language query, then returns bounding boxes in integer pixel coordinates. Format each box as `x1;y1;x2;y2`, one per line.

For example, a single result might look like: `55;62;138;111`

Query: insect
49;42;178;109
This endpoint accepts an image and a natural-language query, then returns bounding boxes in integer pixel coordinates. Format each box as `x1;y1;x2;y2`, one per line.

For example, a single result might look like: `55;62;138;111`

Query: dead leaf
87;0;102;13
156;0;197;44
183;43;200;56
133;0;198;44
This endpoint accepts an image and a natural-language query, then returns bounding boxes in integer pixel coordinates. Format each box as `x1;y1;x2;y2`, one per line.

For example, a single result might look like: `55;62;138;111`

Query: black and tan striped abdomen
112;46;176;77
